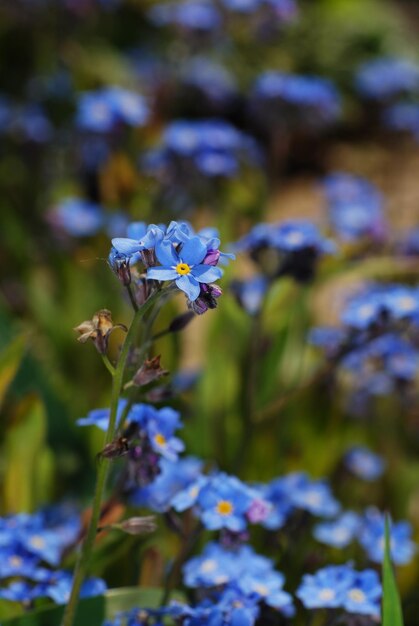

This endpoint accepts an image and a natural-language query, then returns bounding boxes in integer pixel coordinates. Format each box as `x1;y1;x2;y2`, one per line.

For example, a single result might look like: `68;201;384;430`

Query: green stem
101;354;116;377
61;291;161;626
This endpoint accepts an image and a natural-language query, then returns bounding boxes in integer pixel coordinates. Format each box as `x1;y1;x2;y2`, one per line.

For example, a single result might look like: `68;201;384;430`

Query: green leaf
382;515;404;626
3;394;54;513
0;335;26;409
1;588;185;626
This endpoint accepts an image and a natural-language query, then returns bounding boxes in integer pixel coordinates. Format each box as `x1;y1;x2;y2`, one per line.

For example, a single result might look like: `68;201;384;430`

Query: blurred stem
233;312;262;473
61;291;162;626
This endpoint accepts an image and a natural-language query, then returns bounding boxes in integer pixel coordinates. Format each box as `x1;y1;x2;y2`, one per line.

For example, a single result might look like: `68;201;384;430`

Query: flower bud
117;516;157;536
133;355;169;386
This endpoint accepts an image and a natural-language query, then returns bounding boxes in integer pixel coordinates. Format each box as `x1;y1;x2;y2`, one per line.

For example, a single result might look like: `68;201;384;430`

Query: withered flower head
117;516;157;536
74;309;127;355
133;355;169;387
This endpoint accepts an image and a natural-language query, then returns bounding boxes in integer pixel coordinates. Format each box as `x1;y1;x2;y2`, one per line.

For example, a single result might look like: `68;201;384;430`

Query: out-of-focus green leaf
0;335;26;409
383;516;404;626
3;394;54;513
1;587;185;626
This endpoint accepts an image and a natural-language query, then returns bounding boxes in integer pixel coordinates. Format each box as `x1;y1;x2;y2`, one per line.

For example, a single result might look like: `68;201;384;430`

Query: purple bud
203;249;220;266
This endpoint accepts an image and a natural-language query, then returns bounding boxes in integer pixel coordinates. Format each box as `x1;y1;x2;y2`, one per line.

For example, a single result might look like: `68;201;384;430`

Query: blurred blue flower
144;119;259;181
49;197;104;237
323;172;386;241
341;284;419;330
383;102;419;140
313;512;361;548
230;275;269;315
359;508;416;565
131;457;203;513
148;1;221;32
76;87;149;133
355;57;419;100
341;569;381;617
297;564;354;609
288;473;340;517
344;446;385;481
197;474;253;531
251;72;340;127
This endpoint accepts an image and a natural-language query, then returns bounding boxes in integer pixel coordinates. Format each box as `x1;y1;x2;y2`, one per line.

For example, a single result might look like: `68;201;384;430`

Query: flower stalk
61;291;161;626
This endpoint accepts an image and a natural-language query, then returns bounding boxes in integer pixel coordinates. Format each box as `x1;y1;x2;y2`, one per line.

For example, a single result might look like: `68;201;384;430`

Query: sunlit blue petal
180;236;207;265
192;264;223;283
155;239;179;266
147;267;178;281
111;237;140;255
176;275;201;300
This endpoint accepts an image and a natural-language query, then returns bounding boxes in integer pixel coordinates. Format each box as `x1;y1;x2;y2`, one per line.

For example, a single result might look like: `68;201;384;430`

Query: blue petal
147;267;178;281
111;237;140;255
192;265;223;283
126;222;147;240
155;239;178;266
176;275;201;301
180;236;207;265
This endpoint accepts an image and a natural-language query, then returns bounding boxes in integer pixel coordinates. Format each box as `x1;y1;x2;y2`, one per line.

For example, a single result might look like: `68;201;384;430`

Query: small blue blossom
147;236;223;302
355;57;419;100
148;1;221;32
289;473;340;517
344;446;385;481
359;508;416;565
251;72;340;128
313;512;361;548
297;564;358;609
342;569;381;617
76;87;149;133
230;275;268;316
131;457;203;513
383;102;419;140
196;474;253;531
323;172;386;241
49;197;104;237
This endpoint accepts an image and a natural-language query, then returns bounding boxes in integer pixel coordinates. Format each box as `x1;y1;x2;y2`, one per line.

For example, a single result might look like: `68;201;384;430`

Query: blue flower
230;275;268;316
383;102;419;141
148;1;221;32
323;172;386;241
341;284;419;329
77;399;128;431
76;87;149;133
355;57;419;100
49;197;104;237
146;410;185;462
313;512;361;548
342;569;381;617
297;564;356;609
344;446;385;481
359;508;416;565
289;473;340;517
251;72;340;127
196;474;253;531
130;457;203;513
147;236;223;301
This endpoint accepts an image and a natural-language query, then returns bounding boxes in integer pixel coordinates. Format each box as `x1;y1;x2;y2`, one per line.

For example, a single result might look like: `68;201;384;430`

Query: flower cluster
0;506;106;606
110;220;230;309
76;87;149;134
310;283;419;409
144;119;260;183
234;219;335;286
250;71;341;130
297;563;381;618
355;57;419;101
314;508;415;565
78;401;185;486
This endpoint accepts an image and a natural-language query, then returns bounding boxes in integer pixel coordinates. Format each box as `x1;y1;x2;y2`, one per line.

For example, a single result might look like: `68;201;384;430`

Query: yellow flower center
347;588;366;604
154;433;166;447
319;588;336;602
9;556;22;568
30;535;45;549
176;262;191;275
216;500;233;516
